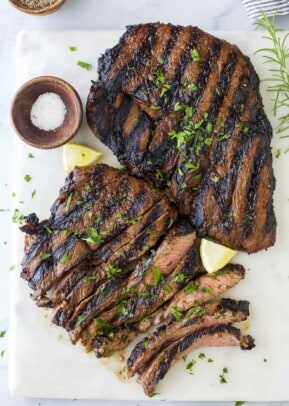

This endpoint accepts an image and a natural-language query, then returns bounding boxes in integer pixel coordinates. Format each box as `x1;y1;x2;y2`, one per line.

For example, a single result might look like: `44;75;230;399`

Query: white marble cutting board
9;30;289;401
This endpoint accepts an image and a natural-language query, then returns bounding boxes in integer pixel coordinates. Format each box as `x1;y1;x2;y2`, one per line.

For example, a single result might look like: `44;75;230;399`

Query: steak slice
127;298;249;378
87;23;276;253
137;324;255;396
153;263;245;325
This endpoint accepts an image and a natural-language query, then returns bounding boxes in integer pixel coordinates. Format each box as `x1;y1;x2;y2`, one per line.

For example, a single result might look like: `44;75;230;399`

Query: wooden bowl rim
10;75;83;149
9;0;65;15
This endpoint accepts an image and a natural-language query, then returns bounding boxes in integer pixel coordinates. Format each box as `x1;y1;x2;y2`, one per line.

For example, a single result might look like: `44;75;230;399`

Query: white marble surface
0;0;289;405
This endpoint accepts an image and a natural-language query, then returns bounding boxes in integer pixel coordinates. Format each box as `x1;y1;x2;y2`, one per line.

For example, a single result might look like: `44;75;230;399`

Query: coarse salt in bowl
11;76;83;149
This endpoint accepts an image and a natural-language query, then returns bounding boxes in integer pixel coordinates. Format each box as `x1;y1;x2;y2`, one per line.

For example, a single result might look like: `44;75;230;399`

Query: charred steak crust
87;23;276;253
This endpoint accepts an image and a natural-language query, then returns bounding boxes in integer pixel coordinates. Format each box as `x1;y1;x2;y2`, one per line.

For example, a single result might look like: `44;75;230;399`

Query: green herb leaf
65;193;73;212
82;227;103;244
186;358;196;374
41;252;52;260
69;46;77;51
60;254;70;265
190;48;200;62
184;282;198;295
219;367;228;384
44;224;52;234
28;153;34;158
235;402;245;406
82;276;97;282
152;265;163;286
198;352;206;359
77;60;92;70
107;264;122;278
0;331;6;338
93;318;111;328
24;174;31;182
255;12;289;138
76;315;85;327
171;306;183;321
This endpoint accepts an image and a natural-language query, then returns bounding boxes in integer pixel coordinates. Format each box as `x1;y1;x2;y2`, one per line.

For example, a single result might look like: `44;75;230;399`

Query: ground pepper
21;0;57;9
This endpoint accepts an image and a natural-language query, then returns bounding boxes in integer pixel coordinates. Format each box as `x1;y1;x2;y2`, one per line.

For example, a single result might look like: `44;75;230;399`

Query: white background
0;1;289;405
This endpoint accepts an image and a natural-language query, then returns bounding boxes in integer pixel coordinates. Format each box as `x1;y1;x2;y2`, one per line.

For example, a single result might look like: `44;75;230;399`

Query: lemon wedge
63;142;102;173
200;239;237;273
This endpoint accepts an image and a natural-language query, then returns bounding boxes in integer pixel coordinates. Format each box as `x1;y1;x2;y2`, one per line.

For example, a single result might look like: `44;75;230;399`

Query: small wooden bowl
9;0;65;16
11;76;83;149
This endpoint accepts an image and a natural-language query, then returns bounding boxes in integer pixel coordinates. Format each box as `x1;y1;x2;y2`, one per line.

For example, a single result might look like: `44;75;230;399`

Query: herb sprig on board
255;11;289;138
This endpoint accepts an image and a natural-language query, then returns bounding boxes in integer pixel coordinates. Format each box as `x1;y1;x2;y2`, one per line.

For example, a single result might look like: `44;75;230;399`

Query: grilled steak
137;324;255;396
87;23;276;253
20;164;176;310
127;298;250;378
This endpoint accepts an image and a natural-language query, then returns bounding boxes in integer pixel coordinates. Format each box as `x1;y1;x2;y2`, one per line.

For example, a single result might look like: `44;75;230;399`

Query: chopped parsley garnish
9;265;15;271
150;104;161;111
107;265;122;278
235;402;245;406
24;174;31;182
148;392;160;398
60;254;70;264
207;358;214;363
82;227;103;244
12;208;24;224
76;315;85;327
219;367;228;384
171;306;183;321
77;60;92;71
28;153;34;158
173;273;186;283
190;48;200;62
143;339;149;349
186;359;196;374
44;224;52;234
213;175;220;183
31;190;36;198
93;318;111;328
201;287;214;295
107;349;115;357
184;282;198;295
187;82;197;91
152;265;163;286
69;46;77;51
275;148;281;158
0;331;6;338
0;350;4;357
82;276;97;282
118;302;129;317
65;193;73;212
263;358;267;362
162;284;172;293
41;252;52;260
198;352;206;359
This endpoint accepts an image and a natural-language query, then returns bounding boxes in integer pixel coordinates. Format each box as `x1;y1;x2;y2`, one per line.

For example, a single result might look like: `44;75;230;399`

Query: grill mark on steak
52;209;174;326
127;298;250;377
138;324;255;396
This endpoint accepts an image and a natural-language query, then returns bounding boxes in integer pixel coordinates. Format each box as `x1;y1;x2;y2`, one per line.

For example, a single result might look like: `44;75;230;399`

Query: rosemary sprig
255;11;289;138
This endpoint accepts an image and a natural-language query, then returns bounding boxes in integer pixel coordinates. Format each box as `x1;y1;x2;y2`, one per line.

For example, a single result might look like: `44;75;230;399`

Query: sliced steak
127;298;249;377
87;23;276;253
137;324;255;396
20;164;175;311
91;263;245;357
153;263;245;324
